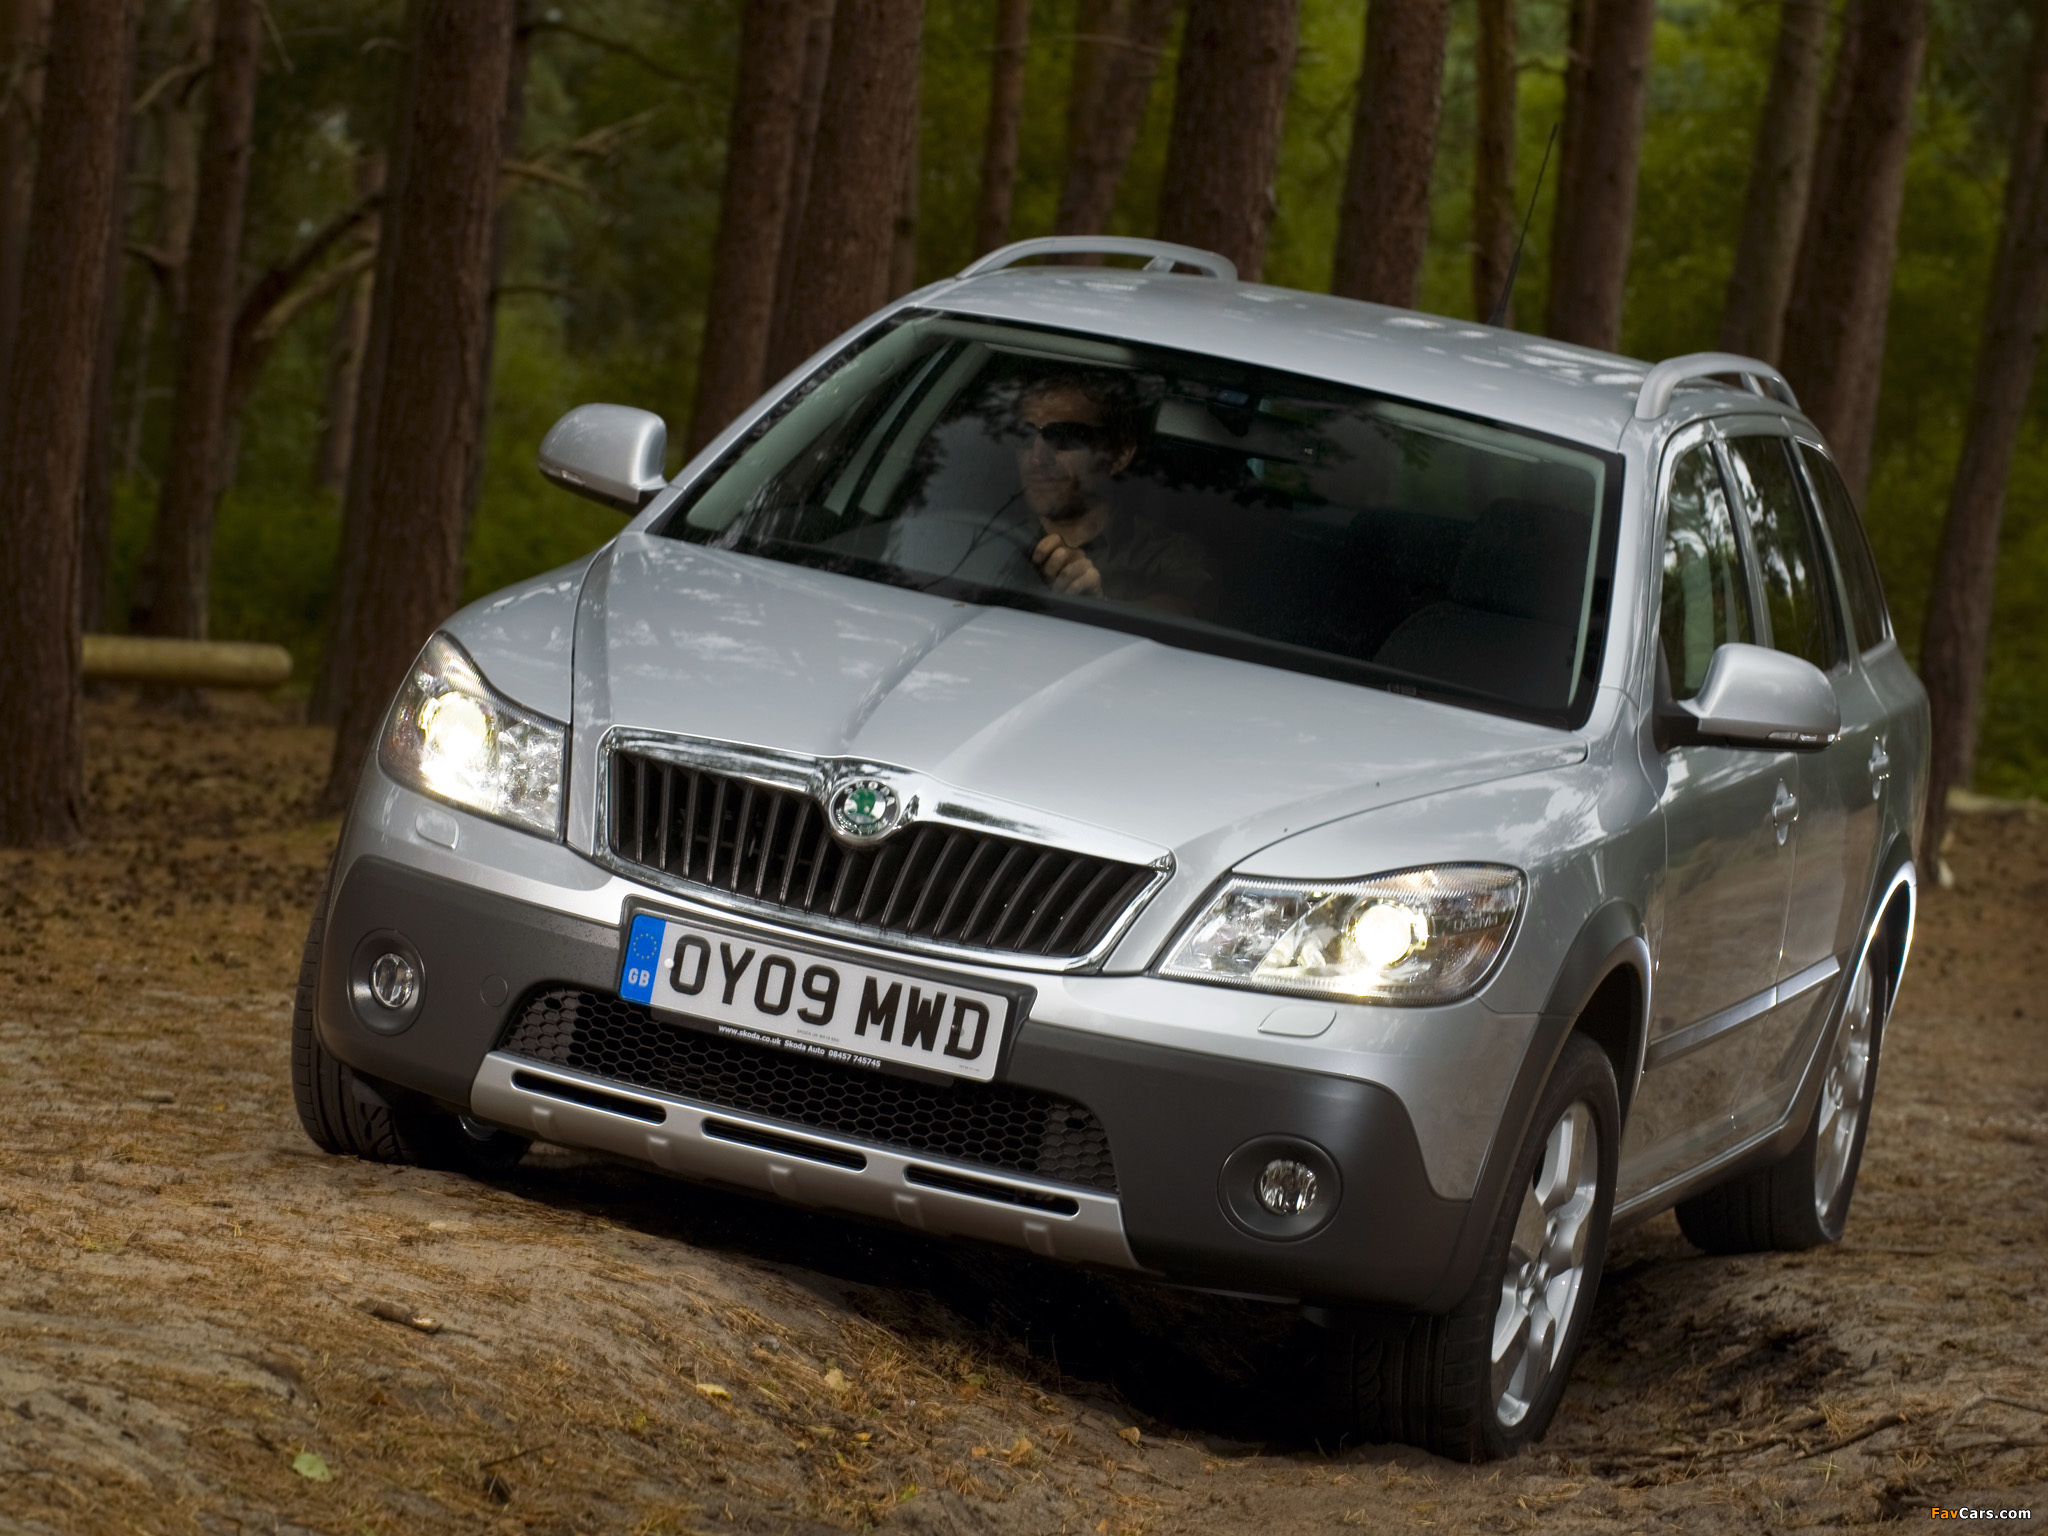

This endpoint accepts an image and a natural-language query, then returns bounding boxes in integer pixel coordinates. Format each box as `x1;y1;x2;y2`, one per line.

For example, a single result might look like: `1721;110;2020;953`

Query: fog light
1256;1159;1320;1216
368;952;418;1011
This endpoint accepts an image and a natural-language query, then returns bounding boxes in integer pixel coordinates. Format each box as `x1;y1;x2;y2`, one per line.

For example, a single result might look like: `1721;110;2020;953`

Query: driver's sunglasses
1011;419;1103;453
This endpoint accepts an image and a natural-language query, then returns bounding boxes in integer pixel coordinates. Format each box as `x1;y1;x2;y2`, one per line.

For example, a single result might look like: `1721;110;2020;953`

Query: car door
1716;430;1858;1137
1619;432;1798;1206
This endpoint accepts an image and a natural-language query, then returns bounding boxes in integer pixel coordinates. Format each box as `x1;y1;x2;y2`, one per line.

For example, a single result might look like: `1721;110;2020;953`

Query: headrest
1449;497;1593;627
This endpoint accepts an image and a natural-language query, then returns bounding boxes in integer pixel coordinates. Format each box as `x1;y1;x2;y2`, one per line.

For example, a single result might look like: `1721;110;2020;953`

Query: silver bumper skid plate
468;1051;1140;1270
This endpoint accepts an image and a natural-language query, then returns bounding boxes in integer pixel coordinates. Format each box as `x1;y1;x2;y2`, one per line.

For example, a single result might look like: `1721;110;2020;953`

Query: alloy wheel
1812;953;1876;1220
1491;1101;1601;1428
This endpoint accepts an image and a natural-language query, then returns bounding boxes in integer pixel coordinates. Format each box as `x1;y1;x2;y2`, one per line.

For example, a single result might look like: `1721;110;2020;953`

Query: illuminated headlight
1159;865;1524;1005
379;633;565;837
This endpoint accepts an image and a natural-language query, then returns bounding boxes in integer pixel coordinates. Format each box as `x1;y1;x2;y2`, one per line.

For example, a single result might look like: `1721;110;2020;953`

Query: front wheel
1676;930;1889;1254
1318;1034;1619;1460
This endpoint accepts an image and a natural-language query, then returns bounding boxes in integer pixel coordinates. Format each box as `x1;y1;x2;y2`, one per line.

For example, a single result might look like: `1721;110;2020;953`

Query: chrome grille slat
607;749;1154;961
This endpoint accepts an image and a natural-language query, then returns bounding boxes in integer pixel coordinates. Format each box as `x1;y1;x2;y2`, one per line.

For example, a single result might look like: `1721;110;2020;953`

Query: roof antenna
1487;123;1560;330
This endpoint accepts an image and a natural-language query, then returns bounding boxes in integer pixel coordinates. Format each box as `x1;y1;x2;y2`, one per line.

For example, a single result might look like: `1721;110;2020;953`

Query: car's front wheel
1317;1034;1619;1460
1676;930;1889;1254
291;866;530;1174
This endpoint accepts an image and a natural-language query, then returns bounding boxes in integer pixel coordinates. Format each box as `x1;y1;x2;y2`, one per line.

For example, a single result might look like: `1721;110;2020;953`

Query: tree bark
1720;0;1832;363
315;156;383;495
1154;0;1299;281
765;0;923;379
688;0;811;452
0;0;135;846
1332;0;1452;309
319;0;516;810
1545;0;1597;314
768;0;836;371
1543;0;1656;351
1472;0;1517;325
1779;0;1928;501
79;29;141;638
1054;0;1176;238
0;0;48;389
972;0;1032;256
144;0;262;644
1917;0;2048;860
890;60;921;296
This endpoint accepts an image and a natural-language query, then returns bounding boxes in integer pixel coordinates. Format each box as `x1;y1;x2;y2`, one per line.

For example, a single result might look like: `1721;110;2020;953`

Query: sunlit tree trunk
146;0;262;645
1918;0;2048;860
1332;0;1452;309
973;0;1032;256
1544;0;1655;350
766;0;923;377
320;0;516;811
1056;0;1176;239
1155;0;1298;280
689;0;810;452
1779;0;1929;500
0;0;137;846
1472;0;1517;324
1720;0;1832;363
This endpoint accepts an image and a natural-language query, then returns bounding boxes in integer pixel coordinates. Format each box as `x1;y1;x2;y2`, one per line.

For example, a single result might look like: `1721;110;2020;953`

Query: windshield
661;313;1621;726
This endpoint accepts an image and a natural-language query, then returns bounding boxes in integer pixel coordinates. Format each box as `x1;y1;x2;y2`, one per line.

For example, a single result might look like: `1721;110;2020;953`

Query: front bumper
318;851;1482;1308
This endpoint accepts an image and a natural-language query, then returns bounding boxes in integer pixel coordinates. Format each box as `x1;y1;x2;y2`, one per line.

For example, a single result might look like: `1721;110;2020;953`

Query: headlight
1159;864;1524;1005
380;633;565;837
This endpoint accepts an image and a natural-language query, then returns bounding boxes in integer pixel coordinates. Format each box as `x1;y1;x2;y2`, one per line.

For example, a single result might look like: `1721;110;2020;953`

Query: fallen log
81;635;292;688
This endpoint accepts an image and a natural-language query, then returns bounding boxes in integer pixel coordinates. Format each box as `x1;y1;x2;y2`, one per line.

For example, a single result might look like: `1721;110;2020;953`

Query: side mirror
538;403;668;511
1655;642;1840;753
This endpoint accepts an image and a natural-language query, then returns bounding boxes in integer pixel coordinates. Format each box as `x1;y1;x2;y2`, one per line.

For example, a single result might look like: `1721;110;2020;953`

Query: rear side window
1797;443;1892;652
1659;445;1753;700
1723;435;1839;672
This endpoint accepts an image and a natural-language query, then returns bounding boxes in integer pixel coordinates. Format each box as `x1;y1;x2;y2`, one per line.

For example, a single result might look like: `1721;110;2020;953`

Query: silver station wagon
295;236;1926;1459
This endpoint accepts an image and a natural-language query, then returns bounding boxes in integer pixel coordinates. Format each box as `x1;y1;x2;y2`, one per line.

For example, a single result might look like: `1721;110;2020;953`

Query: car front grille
499;986;1119;1193
606;749;1154;961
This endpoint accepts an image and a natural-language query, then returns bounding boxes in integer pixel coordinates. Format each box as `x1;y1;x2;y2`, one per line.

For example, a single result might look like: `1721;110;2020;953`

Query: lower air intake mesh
499;987;1118;1193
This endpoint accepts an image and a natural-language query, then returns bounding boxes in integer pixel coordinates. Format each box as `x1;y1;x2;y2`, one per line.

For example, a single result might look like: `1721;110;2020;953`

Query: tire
1319;1034;1620;1461
291;864;530;1174
1675;930;1889;1255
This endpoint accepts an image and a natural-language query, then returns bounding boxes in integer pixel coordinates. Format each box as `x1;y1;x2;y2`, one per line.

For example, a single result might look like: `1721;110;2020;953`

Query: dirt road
0;696;2042;1533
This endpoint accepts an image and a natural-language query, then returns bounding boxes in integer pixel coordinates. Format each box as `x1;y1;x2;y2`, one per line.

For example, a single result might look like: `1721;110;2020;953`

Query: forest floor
0;694;2043;1535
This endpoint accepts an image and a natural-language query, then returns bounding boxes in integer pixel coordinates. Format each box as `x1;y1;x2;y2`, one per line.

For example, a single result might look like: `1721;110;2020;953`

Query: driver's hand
1033;533;1103;596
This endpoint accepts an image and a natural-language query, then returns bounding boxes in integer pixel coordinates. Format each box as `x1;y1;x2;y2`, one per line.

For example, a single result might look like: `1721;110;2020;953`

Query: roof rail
956;235;1238;282
1635;351;1801;420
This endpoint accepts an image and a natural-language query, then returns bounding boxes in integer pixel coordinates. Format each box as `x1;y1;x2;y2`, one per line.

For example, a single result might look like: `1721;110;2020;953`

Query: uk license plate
616;913;1016;1082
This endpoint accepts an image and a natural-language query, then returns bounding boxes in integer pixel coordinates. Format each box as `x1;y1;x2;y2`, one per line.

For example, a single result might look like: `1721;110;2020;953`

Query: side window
1797;442;1892;652
1723;435;1839;671
1659;445;1753;701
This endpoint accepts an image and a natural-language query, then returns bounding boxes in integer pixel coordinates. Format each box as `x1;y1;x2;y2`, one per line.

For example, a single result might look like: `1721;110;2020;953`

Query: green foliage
129;0;2048;790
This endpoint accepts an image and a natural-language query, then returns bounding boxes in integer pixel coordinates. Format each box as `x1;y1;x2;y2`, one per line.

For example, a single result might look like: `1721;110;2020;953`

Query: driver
1014;371;1209;614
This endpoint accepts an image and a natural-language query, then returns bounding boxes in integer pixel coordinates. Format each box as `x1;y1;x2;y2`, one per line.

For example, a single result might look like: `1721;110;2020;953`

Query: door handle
1771;780;1799;845
1868;736;1891;801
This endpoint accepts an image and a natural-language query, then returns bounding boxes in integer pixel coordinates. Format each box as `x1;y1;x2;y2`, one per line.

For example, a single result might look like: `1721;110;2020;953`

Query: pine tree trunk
1155;0;1299;280
1332;0;1452;308
765;0;923;379
0;0;136;846
1472;0;1517;324
769;0;836;370
0;0;48;388
1778;0;1928;500
79;34;141;638
1720;0;1832;363
312;0;422;726
1543;0;1656;351
972;0;1032;256
1917;0;2048;861
145;0;262;644
890;63;921;296
688;0;810;452
320;0;516;812
1546;0;1597;309
1054;0;1176;238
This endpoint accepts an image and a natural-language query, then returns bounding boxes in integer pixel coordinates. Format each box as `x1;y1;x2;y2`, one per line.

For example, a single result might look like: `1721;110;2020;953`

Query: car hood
567;534;1584;871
